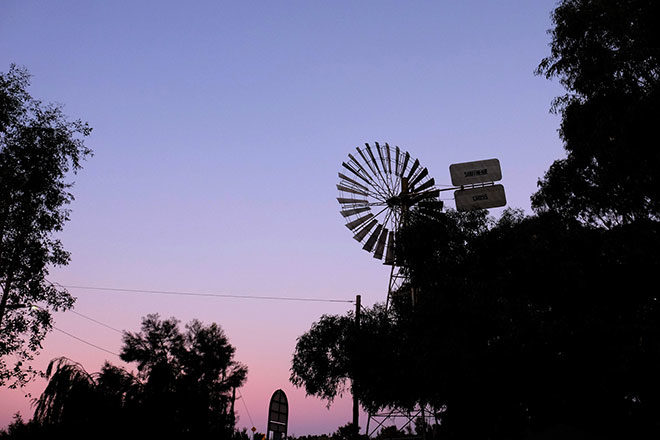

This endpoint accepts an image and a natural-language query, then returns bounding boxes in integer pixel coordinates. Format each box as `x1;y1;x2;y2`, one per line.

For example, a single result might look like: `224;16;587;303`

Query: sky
1;0;565;435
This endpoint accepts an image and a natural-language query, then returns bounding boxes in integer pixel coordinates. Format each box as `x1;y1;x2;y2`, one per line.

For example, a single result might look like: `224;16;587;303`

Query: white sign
449;158;502;186
454;184;506;211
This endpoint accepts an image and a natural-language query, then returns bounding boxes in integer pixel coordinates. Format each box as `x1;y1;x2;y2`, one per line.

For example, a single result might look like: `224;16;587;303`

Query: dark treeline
291;0;660;438
291;210;660;439
0;314;248;440
287;422;419;440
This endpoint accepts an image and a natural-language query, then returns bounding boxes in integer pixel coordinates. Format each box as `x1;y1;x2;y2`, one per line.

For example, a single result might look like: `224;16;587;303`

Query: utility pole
231;386;236;428
353;294;361;434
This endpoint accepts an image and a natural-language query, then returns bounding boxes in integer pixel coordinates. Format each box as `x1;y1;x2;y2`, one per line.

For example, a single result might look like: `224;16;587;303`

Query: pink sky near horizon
1;0;565;434
0;288;367;434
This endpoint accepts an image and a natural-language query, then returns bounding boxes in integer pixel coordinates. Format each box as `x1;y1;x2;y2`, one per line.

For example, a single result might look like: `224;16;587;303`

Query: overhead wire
31;276;365;437
39;279;357;417
36;260;357;428
42;281;355;362
52;326;120;357
55;284;355;303
70;310;124;334
237;389;256;430
24;283;123;357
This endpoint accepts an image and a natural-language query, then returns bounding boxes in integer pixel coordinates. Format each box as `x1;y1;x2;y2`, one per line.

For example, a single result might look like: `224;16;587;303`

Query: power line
53;326;120;357
57;284;355;304
237;389;256;429
70;310;123;334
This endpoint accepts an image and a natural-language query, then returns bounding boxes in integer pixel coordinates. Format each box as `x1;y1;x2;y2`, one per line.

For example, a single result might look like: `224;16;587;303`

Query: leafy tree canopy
291;207;660;439
4;315;247;439
0;64;92;387
119;314;248;437
533;0;660;226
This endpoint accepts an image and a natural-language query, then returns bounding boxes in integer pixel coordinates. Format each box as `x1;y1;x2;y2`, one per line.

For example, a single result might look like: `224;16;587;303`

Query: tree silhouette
3;315;247;439
34;357;97;426
120;314;248;437
0;64;92;387
290;312;354;404
32;357;140;436
292;207;660;439
533;0;660;226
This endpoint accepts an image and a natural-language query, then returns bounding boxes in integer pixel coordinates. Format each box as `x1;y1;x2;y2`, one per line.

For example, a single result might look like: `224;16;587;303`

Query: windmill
337;143;507;436
337;142;442;306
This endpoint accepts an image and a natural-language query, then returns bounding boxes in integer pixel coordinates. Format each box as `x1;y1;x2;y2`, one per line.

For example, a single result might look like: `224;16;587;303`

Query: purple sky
1;0;564;434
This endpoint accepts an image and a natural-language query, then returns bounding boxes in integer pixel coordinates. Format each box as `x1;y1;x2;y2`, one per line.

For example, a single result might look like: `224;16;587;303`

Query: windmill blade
338;145;439;264
362;224;383;252
375;142;388;175
348;153;375;183
409;168;429;188
400;152;411;177
354;219;378;242
407;159;420;180
409;189;441;205
338;173;370;192
385;143;392;174
365;143;382;175
342;162;371;186
373;227;389;260
395;146;401;176
337;197;368;205
384;231;395;265
411;177;435;194
337;184;369;197
341;206;371;217
356;147;378;178
345;213;374;231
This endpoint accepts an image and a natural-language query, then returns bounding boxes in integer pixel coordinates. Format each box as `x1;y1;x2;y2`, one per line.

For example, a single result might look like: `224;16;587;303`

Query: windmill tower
337;142;444;436
337;142;442;307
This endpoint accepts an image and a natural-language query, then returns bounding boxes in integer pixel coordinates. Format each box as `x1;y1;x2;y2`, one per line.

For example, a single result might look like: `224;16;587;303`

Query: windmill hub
386;195;401;208
385;194;411;208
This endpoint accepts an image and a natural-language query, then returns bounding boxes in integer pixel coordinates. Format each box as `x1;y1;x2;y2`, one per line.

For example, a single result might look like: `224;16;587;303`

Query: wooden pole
353;294;361;434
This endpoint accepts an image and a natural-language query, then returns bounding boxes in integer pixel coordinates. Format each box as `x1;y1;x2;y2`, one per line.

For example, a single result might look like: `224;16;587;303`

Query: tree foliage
290;312;354;403
33;357;141;433
291;207;660;439
533;0;660;226
6;315;247;439
120;314;248;437
0;64;92;387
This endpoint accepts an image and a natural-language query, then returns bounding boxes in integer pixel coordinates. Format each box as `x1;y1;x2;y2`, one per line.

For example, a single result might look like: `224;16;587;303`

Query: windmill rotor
337;142;442;265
